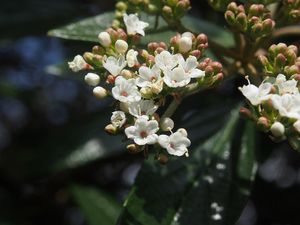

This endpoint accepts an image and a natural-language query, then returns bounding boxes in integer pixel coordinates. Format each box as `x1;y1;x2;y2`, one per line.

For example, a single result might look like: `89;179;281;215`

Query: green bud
225;10;236;25
116;1;127;11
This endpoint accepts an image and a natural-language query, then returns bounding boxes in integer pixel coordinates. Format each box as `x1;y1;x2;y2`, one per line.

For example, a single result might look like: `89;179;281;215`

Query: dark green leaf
70;184;121;225
117;106;257;225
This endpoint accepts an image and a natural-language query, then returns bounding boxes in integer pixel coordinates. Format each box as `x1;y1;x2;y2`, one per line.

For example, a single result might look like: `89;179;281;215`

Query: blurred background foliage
0;0;299;225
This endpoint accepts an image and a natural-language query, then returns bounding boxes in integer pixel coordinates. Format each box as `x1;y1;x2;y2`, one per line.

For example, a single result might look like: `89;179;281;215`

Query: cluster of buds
258;43;300;79
225;2;275;40
169;32;208;56
282;0;300;24
162;0;191;21
68;12;223;159
239;73;300;142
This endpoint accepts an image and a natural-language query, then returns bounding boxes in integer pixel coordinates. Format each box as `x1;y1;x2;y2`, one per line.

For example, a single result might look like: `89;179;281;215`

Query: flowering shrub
48;0;300;224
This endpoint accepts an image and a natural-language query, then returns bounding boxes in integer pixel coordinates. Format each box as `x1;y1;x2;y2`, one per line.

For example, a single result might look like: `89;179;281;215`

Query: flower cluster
258;43;300;79
239;74;300;141
68;13;223;159
225;2;275;40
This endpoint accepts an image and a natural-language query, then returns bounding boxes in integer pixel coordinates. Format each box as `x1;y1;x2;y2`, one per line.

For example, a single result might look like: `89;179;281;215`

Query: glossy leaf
70;184;121;225
117;107;257;225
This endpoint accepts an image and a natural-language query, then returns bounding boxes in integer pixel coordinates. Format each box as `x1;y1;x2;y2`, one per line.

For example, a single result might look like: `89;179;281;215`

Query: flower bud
93;86;108;99
115;39;128;54
116;1;127;11
126;144;142;154
98;32;112;47
179;36;192;53
157;153;169;165
270;122;285;137
257;116;270;131
239;107;252;119
177;128;188;137
105;124;118;135
84;73;100;86
92;45;105;55
160;117;174;131
120;69;133;79
140;87;153;98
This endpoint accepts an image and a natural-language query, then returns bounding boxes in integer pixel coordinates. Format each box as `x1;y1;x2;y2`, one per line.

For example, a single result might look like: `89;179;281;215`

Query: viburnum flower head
125;116;159;145
103;56;127;76
112;76;141;103
158;129;191;156
68;55;87;72
123;13;149;36
111;111;126;128
239;78;272;106
128;99;158;118
136;65;161;88
178;55;205;78
155;51;179;72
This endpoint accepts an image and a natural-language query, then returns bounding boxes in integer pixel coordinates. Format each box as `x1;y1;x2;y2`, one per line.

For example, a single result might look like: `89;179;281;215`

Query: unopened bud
257;116;270;131
98;32;112;47
157;153;169;165
126;144;141;154
239;107;252;119
105;124;118;135
84;73;100;86
160;117;174;131
116;1;127;11
179;36;193;53
120;69;133;79
93;86;108;98
177;128;188;137
140;87;153;98
270;122;285;137
115;39;128;54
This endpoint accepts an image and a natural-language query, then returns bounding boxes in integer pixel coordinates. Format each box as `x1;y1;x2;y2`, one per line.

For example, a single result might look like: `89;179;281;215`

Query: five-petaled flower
123;13;149;36
112;76;141;103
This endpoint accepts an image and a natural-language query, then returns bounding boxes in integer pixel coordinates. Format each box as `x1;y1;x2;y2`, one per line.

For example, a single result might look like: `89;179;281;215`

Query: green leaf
117;106;257;225
48;12;233;47
70;184;121;225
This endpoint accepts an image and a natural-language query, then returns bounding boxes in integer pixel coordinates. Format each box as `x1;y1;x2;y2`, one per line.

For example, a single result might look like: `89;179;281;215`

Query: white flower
103;56;127;76
270;121;285;137
179;32;193;53
115;39;128;54
84;73;100;86
98;31;111;47
163;66;191;88
155;51;179;71
68;55;87;72
128;100;158;118
123;13;149;36
158;129;191;156
111;111;126;128
239;81;272;105
136;65;161;88
178;55;205;78
125;116;159;145
293;120;300;133
126;49;139;67
275;74;299;95
112;76;141;103
271;94;300;119
275;74;287;84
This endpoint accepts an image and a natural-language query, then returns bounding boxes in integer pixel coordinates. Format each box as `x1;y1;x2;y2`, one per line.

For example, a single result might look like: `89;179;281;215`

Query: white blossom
123;13;149;36
126;49;139;67
136;65;161;87
115;39;128;54
103;56;127;76
271;94;300;119
112;76;141;103
84;73;100;86
178;55;205;78
111;111;126;128
179;32;193;53
158;129;191;156
239;81;272;106
163;66;191;88
98;31;111;47
125;116;159;145
155;51;179;72
68;55;87;72
128;100;158;118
